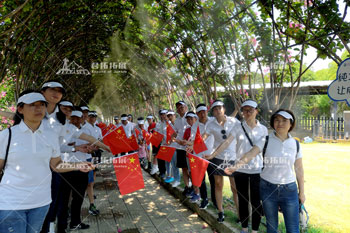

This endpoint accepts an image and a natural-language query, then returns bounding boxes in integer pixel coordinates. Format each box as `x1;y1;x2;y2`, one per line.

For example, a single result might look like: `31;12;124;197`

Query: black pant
206;160;217;208
234;172;262;231
157;159;166;176
41;172;62;233
57;171;88;232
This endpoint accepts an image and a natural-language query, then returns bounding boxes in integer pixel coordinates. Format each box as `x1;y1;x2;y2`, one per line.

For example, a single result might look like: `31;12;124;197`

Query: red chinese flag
97;122;107;130
149;130;164;147
135;128;140;138
142;129;151;145
166;122;176;144
99;123;110;136
187;153;209;187
113;152;145;195
193;126;208;154
104;126;134;154
128;134;139;151
156;146;176;162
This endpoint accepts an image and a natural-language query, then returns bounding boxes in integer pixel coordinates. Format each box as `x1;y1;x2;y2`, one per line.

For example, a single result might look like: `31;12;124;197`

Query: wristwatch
72;146;76;153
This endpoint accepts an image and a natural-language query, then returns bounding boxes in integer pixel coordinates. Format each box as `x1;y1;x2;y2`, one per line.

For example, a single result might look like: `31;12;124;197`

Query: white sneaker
150;166;159;175
49;222;55;233
172;181;180;187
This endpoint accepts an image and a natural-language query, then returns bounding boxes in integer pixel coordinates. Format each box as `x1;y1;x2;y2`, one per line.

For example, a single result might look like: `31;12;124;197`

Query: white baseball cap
17;93;47;105
210;100;224;110
276;111;294;121
241;100;258;109
59;101;73;107
71;111;83;118
80;106;89;111
41;82;65;93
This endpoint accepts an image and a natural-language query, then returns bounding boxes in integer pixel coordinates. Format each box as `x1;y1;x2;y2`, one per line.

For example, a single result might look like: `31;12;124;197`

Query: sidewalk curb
147;171;240;233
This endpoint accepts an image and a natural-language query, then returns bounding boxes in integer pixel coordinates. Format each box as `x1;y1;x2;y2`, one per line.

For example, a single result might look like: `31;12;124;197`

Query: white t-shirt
155;120;168;145
122;122;133;138
255;132;302;184
173;114;189;150
72;124;93;161
205;116;239;161
191;117;215;157
60;123;83;161
0;121;60;210
44;106;68;137
235;121;268;174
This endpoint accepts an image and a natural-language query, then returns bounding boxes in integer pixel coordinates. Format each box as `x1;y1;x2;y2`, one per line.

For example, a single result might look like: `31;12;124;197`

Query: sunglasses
221;129;227;139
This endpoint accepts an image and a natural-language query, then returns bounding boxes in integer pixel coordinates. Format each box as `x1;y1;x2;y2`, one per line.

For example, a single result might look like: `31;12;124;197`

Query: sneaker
186;189;195;198
199;199;209;209
190;194;201;203
49;222;55;233
150;166;159;175
89;204;100;216
172;181;180;187
165;177;174;183
217;212;225;223
70;222;90;230
182;186;190;196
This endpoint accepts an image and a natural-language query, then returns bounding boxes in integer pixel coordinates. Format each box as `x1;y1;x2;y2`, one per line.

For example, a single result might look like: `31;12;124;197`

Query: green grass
217;142;350;233
177;142;349;232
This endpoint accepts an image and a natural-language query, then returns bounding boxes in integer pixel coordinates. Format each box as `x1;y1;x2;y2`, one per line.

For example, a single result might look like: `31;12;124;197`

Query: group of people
0;82;111;233
114;99;305;233
0;80;305;233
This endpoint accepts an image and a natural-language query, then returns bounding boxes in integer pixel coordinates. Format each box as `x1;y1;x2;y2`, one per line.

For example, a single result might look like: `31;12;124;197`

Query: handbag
0;128;12;183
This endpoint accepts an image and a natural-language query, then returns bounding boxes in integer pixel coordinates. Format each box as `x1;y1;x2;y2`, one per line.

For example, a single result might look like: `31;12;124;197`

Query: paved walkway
75;163;214;233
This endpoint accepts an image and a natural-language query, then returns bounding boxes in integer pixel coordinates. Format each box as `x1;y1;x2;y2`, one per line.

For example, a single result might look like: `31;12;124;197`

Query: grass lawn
217;142;350;232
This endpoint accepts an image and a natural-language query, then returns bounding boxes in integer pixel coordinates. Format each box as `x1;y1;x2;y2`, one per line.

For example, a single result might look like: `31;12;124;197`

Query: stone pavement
75;165;215;233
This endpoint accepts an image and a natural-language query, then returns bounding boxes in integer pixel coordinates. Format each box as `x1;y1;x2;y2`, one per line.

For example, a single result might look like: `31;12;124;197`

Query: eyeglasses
242;108;255;114
221;129;227;139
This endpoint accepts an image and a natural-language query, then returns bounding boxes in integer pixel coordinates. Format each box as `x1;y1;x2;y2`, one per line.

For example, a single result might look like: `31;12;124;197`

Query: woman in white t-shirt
202;100;240;223
0;91;92;233
225;109;305;233
234;100;267;233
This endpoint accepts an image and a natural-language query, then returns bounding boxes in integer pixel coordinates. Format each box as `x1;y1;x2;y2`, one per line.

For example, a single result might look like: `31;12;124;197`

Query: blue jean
170;150;180;182
0;204;50;233
260;178;299;233
165;161;171;176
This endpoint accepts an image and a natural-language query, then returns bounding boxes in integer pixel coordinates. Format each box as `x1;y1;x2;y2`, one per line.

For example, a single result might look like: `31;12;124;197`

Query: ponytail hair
13;103;24;126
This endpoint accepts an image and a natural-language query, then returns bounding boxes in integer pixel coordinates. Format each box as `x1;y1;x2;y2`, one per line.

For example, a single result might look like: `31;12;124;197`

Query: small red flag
135;128;140;138
187;153;209;187
113;152;145;195
128;134;139;151
193;126;208;154
142;129;152;145
166;121;175;144
104;126;134;154
149;130;164;147
156;146;176;162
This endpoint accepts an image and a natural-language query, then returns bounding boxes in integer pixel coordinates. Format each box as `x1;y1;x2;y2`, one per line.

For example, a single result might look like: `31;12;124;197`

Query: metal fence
297;117;345;139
